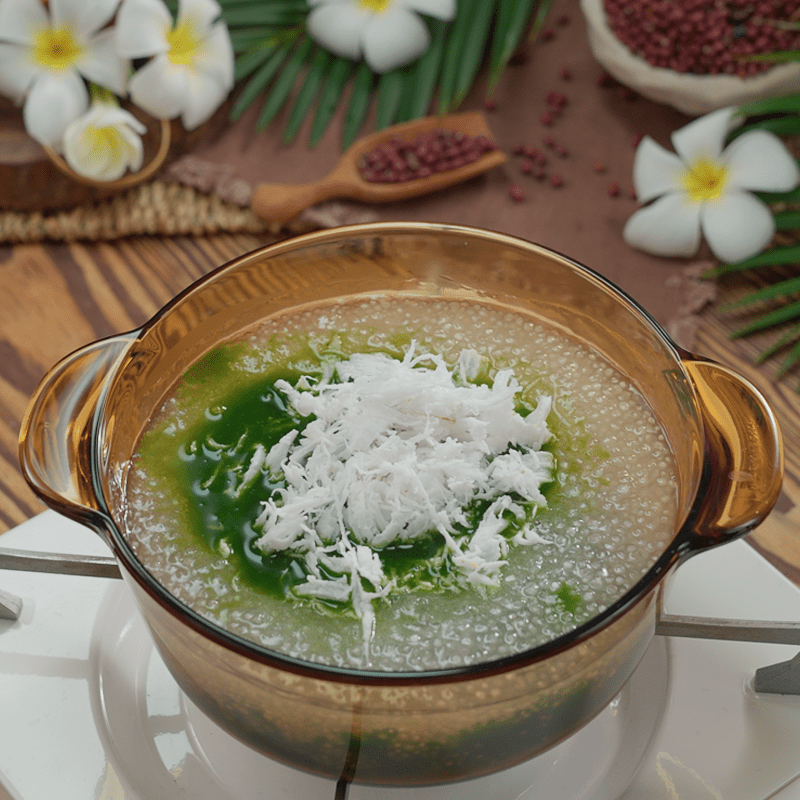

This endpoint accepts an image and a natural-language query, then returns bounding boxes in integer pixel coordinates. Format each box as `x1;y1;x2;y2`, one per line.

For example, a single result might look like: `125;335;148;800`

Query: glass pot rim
24;222;783;685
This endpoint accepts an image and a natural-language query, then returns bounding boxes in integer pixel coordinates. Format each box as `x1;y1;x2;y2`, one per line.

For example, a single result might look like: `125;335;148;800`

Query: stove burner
89;583;669;800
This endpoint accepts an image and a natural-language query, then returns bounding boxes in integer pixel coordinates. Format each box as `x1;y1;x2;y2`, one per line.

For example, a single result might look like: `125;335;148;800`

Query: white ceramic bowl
579;0;800;115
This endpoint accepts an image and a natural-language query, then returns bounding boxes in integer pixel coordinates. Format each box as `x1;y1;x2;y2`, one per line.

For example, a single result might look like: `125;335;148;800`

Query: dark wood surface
0;232;278;528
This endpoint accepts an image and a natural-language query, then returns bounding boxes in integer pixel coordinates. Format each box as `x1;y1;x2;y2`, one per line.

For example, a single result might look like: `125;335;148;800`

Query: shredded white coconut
249;343;554;655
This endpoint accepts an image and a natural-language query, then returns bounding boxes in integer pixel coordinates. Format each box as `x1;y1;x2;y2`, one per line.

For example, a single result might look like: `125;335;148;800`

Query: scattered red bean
555;144;569;158
550;173;564;188
608;181;620;197
534;168;547;180
593;161;607;173
543;135;556;149
510;185;526;202
513;144;527;155
560;66;573;80
547;91;568;109
520;160;533;174
541;28;555;41
557;14;571;25
357;129;498;183
603;0;800;77
541;111;555;126
483;97;497;111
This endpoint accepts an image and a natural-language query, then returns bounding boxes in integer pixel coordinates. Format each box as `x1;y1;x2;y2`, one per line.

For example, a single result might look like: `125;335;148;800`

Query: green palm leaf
487;0;541;95
256;34;314;131
395;19;449;123
756;184;800;205
730;115;800;139
342;61;375;149
730;298;800;339
218;2;547;147
774;209;800;231
234;39;280;82
308;58;354;148
775;335;800;377
756;321;800;364
283;47;332;144
738;93;800;116
222;4;308;27
746;49;800;62
374;69;406;130
720;276;800;310
451;0;497;109
704;244;800;278
230;41;294;121
437;0;497;113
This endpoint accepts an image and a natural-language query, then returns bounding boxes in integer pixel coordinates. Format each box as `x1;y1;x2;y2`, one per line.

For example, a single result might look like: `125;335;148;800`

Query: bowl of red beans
580;0;800;114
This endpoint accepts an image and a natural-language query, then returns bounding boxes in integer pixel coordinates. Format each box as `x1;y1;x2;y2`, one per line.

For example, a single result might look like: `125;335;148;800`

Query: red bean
603;0;800;75
358;129;498;183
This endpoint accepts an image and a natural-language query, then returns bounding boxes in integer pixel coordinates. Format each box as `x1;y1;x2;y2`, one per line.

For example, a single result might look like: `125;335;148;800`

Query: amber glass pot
19;223;782;786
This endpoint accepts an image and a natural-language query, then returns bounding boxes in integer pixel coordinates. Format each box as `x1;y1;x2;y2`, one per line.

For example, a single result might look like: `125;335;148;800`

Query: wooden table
0;232;276;528
0;230;799;591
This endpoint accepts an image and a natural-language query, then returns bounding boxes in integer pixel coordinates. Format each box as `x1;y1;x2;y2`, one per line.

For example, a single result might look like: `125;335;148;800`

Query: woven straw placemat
0;180;293;244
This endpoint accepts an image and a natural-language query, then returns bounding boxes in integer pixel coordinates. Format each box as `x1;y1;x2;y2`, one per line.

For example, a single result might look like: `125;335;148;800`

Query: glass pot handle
19;333;137;540
682;358;783;553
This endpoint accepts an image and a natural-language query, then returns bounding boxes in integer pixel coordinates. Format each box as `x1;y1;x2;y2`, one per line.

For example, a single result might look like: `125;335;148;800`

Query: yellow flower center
86;125;124;159
33;26;83;71
166;19;201;66
682;158;728;203
358;0;392;12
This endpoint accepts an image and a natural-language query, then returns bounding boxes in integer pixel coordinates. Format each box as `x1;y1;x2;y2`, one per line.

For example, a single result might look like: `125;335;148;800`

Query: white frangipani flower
306;0;456;74
623;107;800;264
62;101;146;181
0;0;128;146
115;0;234;130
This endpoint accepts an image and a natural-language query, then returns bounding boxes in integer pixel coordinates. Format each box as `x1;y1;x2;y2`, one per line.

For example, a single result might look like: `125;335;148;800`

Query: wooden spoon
251;111;507;224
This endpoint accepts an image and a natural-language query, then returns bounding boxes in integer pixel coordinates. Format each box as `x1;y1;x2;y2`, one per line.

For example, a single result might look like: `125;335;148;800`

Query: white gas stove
1;511;799;800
